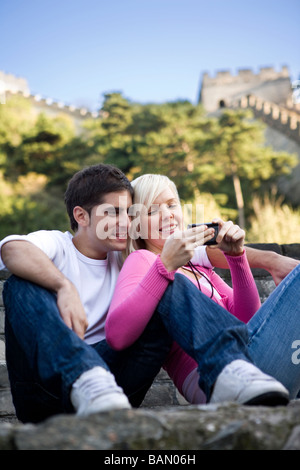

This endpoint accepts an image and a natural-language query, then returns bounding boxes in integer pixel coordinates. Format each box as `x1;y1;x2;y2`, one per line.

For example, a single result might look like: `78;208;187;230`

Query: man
0;164;296;423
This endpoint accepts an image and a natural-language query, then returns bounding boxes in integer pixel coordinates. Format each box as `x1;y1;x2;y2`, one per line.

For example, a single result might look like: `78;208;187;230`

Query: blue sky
1;0;299;111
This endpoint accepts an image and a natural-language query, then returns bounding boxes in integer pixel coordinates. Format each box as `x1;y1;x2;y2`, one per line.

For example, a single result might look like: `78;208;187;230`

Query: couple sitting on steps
0;164;299;423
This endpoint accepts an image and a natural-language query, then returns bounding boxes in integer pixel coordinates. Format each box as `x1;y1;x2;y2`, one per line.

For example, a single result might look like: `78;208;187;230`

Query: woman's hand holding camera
160;224;214;272
211;218;245;256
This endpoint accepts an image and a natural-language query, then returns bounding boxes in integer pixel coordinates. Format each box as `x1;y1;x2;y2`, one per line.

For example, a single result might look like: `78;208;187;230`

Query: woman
105;174;269;404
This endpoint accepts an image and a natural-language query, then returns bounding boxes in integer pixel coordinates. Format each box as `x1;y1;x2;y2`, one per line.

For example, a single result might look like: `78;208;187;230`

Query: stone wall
236;95;300;144
0;70;29;96
4;91;98;135
198;66;292;112
231;95;300;204
0;69;99;124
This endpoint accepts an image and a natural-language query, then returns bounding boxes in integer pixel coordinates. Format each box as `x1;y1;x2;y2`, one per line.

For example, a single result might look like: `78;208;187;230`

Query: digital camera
187;222;219;245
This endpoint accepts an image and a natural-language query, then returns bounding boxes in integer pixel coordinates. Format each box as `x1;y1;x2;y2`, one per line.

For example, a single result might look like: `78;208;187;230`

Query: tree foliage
0;93;298;238
193;109;297;227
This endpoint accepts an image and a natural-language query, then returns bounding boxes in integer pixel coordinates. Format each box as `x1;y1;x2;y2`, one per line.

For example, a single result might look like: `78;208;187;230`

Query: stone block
0;390;14;417
281;244;300;260
8;401;300;450
0;308;5;337
0;362;9;390
255;278;277;303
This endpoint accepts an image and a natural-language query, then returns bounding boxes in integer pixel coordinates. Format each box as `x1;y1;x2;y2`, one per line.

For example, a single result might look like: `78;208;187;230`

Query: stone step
0;340;15;420
0;278;12;418
0;279;5;338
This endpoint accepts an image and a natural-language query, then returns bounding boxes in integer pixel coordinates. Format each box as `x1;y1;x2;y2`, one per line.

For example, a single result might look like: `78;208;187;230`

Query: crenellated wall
5;90;99;127
0;70;99;134
199;66;292;113
201;66;290;86
0;70;29;97
235;95;300;144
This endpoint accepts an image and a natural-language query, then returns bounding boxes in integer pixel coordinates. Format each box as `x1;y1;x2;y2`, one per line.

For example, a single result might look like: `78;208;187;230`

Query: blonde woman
105;174;298;406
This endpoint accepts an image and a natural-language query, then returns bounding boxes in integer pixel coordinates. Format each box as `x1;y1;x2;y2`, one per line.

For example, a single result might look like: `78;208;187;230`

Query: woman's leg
94;312;173;407
3;275;109;422
247;264;300;398
156;273;253;399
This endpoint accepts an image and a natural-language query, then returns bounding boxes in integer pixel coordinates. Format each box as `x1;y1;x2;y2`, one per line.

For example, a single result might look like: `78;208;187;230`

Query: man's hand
56;279;88;339
1;240;88;338
206;240;299;286
266;254;299;286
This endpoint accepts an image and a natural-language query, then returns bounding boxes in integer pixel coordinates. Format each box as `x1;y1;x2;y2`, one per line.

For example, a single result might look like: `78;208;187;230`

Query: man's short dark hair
64;164;133;231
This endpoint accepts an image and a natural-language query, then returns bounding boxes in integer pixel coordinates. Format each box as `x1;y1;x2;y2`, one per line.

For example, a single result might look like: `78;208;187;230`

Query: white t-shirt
0;230;212;344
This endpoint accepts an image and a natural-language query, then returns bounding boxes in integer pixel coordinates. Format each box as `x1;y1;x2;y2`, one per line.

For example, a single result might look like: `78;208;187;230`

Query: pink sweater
105;249;261;397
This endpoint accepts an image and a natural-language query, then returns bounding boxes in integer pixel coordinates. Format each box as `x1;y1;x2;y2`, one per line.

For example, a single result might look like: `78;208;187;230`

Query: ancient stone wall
199;66;292;112
236;95;300;144
0;69;99;134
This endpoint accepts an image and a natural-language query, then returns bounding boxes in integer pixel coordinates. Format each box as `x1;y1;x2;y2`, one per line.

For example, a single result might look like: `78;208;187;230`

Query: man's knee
3;275;55;307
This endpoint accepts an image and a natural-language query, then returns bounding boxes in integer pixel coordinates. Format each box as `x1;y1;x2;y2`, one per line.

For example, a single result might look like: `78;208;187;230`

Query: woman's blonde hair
126;174;180;256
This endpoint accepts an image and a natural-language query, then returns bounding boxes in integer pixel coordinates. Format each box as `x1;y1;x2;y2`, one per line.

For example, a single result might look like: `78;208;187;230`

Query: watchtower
198;66;291;112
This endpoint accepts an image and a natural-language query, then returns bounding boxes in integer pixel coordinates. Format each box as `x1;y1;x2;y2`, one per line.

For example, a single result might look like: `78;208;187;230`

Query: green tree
0;95;35;167
84;92;136;172
0;95;34;146
125;100;210;200
1;93;298;236
0;95;93;234
85;94;211;202
0;171;69;238
195;109;298;228
3;112;76;181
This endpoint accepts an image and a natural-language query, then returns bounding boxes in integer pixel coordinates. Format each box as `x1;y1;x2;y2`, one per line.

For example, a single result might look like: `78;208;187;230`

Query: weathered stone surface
282;244;300;260
0;401;299;450
283;425;300;450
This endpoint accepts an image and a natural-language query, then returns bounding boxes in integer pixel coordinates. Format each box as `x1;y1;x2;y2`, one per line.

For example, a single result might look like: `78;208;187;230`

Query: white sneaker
71;367;131;416
209;360;289;406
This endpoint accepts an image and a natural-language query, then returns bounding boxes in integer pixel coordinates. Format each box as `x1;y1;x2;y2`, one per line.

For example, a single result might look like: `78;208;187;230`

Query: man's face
89;190;132;255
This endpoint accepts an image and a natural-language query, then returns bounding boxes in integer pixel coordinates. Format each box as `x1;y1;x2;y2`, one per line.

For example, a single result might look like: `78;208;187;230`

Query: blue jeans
157;263;300;400
3;276;172;423
4;264;300;422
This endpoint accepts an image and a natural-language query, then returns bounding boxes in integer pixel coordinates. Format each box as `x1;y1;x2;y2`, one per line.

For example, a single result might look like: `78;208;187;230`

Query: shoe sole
244;392;289;407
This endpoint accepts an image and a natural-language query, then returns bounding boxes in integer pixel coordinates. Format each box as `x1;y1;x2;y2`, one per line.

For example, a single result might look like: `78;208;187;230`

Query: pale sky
1;0;299;110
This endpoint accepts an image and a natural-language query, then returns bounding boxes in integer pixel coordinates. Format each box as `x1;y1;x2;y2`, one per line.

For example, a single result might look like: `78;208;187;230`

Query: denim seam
248;268;299;347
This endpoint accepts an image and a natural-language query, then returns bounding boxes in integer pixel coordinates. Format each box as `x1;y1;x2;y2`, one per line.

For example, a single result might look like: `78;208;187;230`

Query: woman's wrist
157;255;176;279
223;249;245;257
160;253;176;272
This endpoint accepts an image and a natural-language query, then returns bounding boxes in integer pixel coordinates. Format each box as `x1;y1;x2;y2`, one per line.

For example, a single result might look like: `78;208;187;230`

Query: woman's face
140;186;183;253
